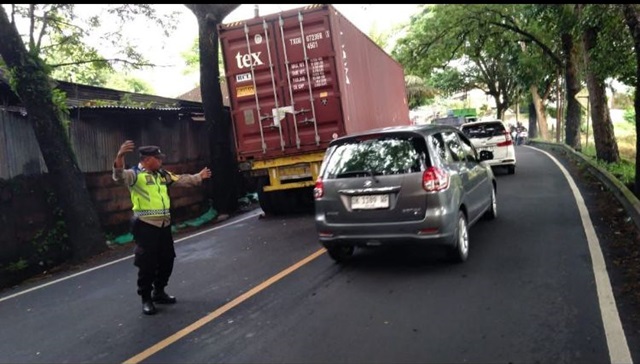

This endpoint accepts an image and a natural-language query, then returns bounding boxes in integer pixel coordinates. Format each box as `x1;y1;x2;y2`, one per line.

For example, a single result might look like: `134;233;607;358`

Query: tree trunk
622;4;640;198
529;85;549;140
528;101;538;139
582;23;620;163
0;7;106;262
561;32;582;150
490;92;506;120
184;4;240;215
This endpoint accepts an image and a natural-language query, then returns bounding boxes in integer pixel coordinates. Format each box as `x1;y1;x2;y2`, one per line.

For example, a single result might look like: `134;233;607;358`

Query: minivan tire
326;245;355;263
484;186;497;220
448;211;469;263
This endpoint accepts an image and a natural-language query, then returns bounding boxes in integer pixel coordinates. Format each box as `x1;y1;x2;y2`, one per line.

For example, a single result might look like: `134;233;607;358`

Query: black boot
142;300;157;315
152;288;177;304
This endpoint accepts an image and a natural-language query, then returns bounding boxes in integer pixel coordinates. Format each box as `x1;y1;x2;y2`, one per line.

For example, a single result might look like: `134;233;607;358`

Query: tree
0;5;106;262
578;4;621;163
622;4;640;197
404;74;436;109
392;5;526;120
183;4;240;215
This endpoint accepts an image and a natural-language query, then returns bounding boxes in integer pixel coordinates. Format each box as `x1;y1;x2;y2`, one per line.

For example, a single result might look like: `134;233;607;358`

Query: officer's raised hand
114;140;135;168
117;140;135;157
199;167;212;180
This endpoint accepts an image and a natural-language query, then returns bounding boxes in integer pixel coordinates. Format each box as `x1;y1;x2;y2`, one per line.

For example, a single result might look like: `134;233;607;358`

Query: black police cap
138;145;166;159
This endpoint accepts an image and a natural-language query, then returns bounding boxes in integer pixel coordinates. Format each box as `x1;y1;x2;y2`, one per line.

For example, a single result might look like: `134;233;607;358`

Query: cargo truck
218;4;411;214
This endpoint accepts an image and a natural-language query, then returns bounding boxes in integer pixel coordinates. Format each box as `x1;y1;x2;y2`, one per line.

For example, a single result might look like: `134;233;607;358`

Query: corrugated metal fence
0;107;209;178
0;110;47;178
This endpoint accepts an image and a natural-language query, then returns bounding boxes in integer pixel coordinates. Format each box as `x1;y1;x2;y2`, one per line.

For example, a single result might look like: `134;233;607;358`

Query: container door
271;10;342;153
221;7;344;162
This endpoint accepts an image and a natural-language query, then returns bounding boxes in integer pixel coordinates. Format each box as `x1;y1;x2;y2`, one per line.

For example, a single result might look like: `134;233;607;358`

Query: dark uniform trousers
132;219;176;300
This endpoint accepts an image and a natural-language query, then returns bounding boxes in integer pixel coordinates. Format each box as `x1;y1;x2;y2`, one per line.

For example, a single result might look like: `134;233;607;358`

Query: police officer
112;140;212;315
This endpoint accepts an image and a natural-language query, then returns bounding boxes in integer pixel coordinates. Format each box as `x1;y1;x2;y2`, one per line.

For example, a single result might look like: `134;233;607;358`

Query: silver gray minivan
314;124;497;263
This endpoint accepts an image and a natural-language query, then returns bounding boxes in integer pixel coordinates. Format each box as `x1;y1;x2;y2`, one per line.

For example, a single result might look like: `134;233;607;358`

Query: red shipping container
219;4;410;163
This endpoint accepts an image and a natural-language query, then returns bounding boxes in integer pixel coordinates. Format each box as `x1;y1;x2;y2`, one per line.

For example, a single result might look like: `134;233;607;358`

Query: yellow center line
123;248;327;364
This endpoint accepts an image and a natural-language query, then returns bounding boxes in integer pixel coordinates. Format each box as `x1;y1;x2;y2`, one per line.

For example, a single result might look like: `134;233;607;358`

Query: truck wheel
257;179;276;215
326;246;354;263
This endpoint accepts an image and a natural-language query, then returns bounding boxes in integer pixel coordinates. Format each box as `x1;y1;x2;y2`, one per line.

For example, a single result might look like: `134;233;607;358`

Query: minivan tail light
422;166;450;192
314;178;324;199
497;130;513;146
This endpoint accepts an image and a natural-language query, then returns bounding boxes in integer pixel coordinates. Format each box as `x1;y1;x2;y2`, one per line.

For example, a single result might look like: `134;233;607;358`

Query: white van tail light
314;178;324;199
422;166;450;192
498;130;513;146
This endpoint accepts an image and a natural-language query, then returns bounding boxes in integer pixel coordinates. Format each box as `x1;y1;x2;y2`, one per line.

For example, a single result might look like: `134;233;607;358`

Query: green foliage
613;91;634;110
583;144;635;186
624;108;635;124
52;88;70;129
181;38;201;76
105;76;154;94
9;4;179;93
28;192;72;268
181;37;226;84
404;74;435;108
45;32;113;86
430;68;467;97
31;220;71;268
3;259;29;272
579;5;636;85
392;4;539;117
80;93;176;108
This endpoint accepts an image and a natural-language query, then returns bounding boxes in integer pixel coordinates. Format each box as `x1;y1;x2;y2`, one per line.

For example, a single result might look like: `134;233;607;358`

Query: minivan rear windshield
461;122;506;138
323;137;425;178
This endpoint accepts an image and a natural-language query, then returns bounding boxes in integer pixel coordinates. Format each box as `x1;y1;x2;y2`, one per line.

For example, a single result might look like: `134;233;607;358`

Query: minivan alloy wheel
449;211;469;263
484;187;497;220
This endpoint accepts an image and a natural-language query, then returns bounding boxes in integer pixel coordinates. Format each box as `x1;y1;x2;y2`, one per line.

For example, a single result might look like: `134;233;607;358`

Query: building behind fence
0;79;214;270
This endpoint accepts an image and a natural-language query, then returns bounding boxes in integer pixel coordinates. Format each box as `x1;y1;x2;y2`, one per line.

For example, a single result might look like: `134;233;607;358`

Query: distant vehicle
218;4;410;215
460;119;516;174
431;116;467;128
314;124;498;263
431;108;477;127
450;108;478;122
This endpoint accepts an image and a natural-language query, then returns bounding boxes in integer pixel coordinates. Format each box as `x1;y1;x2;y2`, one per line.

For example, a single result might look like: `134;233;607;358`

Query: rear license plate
351;194;389;210
278;164;311;180
478;147;494;152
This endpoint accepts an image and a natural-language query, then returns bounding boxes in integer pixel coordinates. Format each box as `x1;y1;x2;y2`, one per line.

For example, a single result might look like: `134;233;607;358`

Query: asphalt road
0;145;634;363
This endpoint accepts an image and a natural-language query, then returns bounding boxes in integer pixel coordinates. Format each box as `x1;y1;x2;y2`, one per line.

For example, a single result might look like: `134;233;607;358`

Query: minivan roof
330;124;460;145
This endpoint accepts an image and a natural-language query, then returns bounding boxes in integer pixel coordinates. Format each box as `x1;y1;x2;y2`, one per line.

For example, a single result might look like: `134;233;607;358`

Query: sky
131;4;422;98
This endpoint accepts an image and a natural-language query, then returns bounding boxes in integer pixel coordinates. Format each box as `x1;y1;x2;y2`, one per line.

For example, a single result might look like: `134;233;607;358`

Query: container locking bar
262;19;285;151
297;11;321;146
279;15;301;149
243;23;267;153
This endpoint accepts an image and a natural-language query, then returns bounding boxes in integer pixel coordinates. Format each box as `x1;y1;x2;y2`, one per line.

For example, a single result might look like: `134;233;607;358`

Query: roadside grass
580;119;636;188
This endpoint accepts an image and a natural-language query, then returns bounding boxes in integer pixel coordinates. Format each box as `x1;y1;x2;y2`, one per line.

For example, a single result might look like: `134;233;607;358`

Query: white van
460;119;516;174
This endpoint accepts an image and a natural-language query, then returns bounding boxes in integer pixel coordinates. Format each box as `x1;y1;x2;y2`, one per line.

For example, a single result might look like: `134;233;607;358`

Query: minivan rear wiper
336;169;379;183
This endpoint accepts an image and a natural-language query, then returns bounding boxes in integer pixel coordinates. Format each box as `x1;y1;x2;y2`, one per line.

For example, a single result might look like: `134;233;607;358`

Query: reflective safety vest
129;167;176;218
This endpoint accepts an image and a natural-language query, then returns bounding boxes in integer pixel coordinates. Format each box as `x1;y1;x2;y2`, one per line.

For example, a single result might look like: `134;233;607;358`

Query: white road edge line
529;145;632;364
0;209;264;303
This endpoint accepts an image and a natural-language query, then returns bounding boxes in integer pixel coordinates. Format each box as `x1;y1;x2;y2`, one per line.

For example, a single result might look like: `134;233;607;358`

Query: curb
530;140;640;232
